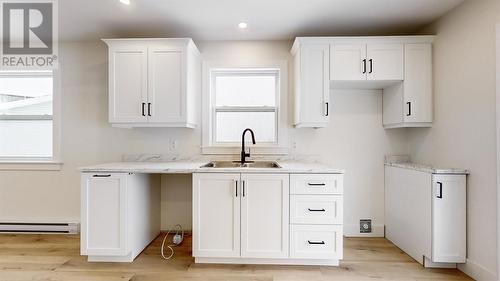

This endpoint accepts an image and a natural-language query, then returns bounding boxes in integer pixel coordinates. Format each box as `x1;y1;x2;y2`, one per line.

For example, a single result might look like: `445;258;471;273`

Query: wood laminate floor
0;233;473;281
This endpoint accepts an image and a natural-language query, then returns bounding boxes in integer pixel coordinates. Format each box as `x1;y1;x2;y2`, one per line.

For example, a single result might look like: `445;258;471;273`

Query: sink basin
201;161;281;169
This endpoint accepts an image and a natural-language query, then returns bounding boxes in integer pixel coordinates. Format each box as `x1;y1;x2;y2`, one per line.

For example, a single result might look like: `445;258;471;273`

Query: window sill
0;161;63;171
202;146;289;155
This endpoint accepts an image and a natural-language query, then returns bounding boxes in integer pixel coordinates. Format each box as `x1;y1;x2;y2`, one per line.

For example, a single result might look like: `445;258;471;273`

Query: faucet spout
241;128;256;164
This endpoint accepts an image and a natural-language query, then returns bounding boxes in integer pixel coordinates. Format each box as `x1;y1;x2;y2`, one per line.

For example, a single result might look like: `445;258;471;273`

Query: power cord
160;224;184;260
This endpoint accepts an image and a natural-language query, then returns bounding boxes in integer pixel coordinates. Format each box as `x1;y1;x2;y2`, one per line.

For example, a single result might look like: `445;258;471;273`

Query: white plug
173;233;183;245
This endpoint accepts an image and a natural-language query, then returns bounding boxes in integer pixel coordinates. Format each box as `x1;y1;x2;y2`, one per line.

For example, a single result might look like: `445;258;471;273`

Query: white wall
497;23;500;281
410;1;500;280
0;40;408;237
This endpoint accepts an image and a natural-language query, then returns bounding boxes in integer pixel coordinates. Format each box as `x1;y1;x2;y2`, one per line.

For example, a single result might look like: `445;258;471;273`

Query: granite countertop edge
384;162;469;175
79;161;346;174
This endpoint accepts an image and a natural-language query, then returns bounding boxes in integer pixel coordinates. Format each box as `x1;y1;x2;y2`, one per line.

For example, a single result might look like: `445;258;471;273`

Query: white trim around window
202;60;289;155
0;70;62;171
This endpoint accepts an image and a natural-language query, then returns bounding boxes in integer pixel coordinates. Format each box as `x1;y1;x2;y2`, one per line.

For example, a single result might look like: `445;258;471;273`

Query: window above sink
201;61;289;155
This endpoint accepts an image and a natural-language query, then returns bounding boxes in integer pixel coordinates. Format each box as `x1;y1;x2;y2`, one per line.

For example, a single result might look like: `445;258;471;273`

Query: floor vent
0;223;79;234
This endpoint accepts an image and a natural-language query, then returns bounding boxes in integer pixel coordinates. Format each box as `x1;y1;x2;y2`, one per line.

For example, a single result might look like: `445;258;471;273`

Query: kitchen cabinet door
192;173;241;258
403;43;433;124
295;44;330;127
330;44;367;81
148;46;185;123
81;173;128;256
366;43;404;81
432;175;466;263
108;46;148;123
240;174;289;258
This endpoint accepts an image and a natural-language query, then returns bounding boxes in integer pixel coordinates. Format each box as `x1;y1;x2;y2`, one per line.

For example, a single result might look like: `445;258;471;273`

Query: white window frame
202;60;288;155
0;70;62;170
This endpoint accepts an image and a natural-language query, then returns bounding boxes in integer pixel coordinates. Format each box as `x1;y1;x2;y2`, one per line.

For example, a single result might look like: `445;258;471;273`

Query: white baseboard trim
343;224;384;237
458;258;497;281
195;257;340;266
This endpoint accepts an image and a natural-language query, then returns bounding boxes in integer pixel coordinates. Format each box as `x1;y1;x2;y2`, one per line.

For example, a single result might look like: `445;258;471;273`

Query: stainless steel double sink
200;161;281;169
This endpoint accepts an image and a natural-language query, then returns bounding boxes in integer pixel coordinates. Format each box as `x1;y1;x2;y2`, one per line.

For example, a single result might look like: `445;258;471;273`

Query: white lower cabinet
240;174;289;258
290;195;343;225
81;173;160;262
193;172;344;265
290;174;344;262
431;175;466;263
290;225;343;259
385;165;466;267
193;173;289;260
192;173;241;258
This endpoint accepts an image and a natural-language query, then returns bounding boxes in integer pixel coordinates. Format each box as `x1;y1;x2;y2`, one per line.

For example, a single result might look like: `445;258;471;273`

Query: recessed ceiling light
120;0;130;5
238;22;248;29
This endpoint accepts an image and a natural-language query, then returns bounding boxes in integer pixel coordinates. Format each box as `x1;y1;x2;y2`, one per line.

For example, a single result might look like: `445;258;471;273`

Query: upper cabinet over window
291;36;434;129
103;38;200;128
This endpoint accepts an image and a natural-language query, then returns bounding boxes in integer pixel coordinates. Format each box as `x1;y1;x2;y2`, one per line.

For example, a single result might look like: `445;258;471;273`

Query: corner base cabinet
192;173;344;266
81;173;160;262
384;165;466;268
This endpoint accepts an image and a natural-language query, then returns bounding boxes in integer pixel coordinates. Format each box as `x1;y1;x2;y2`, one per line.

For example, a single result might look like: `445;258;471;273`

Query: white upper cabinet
383;43;433;128
292;36;434;129
330;44;366;81
366;43;403;81
103;39;200;128
292;43;330;128
148;46;184;123
403;43;433;124
108;46;148;123
330;43;403;81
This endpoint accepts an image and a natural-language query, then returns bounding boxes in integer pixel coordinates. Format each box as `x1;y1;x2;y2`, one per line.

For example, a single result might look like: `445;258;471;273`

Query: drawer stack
289;174;343;259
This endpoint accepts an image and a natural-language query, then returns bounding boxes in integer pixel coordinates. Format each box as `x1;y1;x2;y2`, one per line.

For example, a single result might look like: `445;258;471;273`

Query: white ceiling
59;0;465;42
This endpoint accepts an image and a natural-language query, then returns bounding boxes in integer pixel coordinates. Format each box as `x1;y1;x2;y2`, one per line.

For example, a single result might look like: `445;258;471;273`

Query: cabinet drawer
290;225;343;259
290;174;343;195
290;195;343;224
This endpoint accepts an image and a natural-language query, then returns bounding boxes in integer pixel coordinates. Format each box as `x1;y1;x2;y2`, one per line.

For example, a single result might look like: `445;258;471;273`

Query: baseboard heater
0;223;79;234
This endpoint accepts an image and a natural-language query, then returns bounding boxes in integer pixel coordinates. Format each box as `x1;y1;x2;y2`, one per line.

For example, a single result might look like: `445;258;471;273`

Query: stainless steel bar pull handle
308;240;325;245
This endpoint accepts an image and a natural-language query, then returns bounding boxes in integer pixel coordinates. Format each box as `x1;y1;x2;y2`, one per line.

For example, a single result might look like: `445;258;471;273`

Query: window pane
216;111;276;143
0;76;53;115
0;120;52;157
215;74;276;107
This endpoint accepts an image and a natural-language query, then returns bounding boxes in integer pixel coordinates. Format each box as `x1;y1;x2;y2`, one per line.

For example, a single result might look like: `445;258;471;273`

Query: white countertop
384;162;469;175
79;160;346;174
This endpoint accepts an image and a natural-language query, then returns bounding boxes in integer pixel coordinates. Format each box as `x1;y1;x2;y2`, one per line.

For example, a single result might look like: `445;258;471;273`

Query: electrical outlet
169;140;178;151
360;219;372;233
